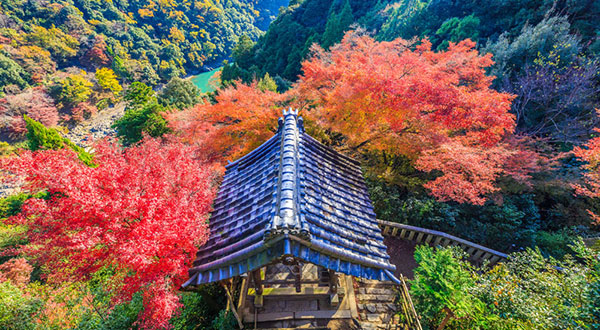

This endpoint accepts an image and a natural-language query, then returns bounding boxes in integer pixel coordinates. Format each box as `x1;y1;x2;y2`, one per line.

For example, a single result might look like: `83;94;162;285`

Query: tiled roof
183;109;397;287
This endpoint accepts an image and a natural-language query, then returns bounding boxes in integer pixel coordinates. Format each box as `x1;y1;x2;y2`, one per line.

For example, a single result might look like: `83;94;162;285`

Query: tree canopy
1;138;216;328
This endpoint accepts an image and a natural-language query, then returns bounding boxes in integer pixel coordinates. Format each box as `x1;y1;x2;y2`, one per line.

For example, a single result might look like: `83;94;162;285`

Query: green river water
190;67;222;93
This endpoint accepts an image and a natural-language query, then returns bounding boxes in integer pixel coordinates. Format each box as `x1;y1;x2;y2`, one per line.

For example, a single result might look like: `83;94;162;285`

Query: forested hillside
221;0;390;84
0;0;289;86
2;0;600;329
221;0;600;255
0;0;287;141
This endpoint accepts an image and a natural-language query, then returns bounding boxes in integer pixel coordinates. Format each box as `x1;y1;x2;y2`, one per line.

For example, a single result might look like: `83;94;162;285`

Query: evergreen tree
24;115;94;166
125;82;155;107
114;102;170;145
257;72;278;92
232;35;256;69
321;0;354;49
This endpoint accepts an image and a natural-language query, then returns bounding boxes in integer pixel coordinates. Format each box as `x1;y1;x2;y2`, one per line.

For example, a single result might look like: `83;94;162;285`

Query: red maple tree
170;31;539;205
294;32;535;204
81;35;110;69
2;138;216;329
573;112;600;224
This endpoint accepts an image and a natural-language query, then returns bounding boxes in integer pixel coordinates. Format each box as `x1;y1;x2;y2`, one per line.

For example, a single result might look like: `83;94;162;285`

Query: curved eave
225;133;280;170
183;234;399;288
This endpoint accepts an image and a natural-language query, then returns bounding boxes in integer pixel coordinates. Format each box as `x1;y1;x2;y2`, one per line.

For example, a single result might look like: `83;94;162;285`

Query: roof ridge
264;108;309;241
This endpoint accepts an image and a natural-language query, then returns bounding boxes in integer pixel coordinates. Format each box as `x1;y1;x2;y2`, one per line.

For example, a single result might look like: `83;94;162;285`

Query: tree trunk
436;307;454;330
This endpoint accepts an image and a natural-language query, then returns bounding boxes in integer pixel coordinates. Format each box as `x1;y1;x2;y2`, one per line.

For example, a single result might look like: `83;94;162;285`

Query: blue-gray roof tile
184;109;397;287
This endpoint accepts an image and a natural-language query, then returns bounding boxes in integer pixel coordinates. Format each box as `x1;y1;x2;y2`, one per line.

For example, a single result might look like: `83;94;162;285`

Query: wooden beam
221;280;244;329
293;264;301;293
345;275;359;319
295;310;352;319
247;286;341;296
251;269;263;296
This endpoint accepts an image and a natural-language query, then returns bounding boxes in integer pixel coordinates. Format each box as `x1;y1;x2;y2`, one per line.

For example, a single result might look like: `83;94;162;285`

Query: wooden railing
396;274;423;330
378;220;508;266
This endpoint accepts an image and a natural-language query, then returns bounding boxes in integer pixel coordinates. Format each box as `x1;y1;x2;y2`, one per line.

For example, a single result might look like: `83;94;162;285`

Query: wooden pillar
251;269;263;295
328;269;338;294
293;264;301;293
328;269;339;307
251;269;263;308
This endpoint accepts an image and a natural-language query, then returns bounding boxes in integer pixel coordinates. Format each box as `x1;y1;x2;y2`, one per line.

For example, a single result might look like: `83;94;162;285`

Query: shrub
113;102;170;145
0;87;59;139
410;246;485;329
24;115;94;166
0;281;43;329
158;78;200;110
410;242;600;329
170;284;228;330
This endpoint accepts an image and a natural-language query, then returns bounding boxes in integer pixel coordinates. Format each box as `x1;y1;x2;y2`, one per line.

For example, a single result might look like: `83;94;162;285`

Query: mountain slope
0;0;289;90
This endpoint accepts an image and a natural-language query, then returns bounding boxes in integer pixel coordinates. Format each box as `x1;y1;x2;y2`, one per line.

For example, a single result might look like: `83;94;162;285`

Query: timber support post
328;269;339;307
220;279;244;329
292;264;302;293
251;269;263;308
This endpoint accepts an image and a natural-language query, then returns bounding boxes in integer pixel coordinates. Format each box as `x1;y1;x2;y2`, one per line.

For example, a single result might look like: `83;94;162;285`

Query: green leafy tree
158;77;200;110
24;115;94;166
124;82;155;107
257;72;278;92
54;74;93;107
114;102;170;145
0;52;30;92
231;35;256;69
411;246;487;329
434;15;480;50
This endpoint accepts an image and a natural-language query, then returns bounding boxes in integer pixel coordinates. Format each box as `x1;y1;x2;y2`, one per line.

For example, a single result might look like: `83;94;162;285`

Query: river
190;67;222;93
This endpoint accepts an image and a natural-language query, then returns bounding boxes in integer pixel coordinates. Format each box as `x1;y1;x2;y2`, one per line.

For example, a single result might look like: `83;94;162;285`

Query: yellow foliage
125;13;137;24
169;26;185;43
160;60;170;69
157;0;176;8
168;10;186;22
95;68;122;95
138;8;154;18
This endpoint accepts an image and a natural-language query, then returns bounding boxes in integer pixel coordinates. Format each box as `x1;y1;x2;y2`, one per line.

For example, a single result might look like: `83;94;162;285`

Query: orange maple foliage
293;31;533;204
170;31;540;205
168;82;285;162
295;33;515;152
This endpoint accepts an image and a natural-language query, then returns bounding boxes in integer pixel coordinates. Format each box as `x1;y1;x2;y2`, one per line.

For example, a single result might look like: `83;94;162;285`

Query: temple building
184;108;508;329
183;108;402;328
